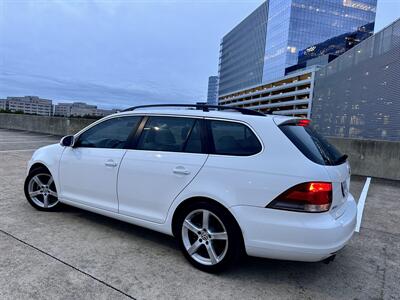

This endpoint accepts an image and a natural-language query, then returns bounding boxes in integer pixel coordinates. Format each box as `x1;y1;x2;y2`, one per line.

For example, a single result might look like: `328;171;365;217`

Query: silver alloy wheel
182;209;229;266
28;173;59;208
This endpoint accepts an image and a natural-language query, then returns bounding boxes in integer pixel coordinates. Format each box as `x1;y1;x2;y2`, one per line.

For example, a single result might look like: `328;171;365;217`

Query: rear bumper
231;193;357;262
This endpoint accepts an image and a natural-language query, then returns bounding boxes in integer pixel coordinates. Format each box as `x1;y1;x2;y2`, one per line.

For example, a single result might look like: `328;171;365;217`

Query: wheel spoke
187;240;201;255
29;190;41;197
202;210;210;229
43;195;49;208
210;231;228;240
33;176;44;187
183;219;201;234
206;243;218;264
47;177;53;186
48;190;58;198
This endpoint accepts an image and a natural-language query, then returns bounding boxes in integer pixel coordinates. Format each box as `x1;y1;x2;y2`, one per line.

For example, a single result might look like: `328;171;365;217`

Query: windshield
279;124;346;166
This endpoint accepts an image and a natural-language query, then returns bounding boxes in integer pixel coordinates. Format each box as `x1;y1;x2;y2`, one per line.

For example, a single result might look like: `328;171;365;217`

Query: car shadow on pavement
58;204;327;277
60;204;179;249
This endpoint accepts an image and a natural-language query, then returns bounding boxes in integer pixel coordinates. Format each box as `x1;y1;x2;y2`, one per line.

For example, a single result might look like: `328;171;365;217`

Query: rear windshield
279;124;346;166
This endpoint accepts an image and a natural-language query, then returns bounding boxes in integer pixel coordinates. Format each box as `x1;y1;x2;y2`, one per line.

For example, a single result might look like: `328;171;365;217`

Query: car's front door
118;116;208;223
59;116;142;212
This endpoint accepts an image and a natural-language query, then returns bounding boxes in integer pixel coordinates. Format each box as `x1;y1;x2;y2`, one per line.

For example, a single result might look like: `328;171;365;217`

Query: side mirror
60;135;75;147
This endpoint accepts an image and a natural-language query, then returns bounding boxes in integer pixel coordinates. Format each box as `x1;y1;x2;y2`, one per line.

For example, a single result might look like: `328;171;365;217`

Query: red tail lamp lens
267;182;332;212
309;182;331;193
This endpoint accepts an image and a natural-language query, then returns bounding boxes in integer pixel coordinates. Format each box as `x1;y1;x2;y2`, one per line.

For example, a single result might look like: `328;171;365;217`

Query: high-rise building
218;0;377;96
312;18;400;141
207;76;219;105
218;2;269;96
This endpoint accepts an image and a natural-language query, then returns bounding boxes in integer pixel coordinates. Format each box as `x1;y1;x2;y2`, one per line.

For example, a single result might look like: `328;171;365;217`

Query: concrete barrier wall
328;137;400;181
1;113;399;180
0;113;95;136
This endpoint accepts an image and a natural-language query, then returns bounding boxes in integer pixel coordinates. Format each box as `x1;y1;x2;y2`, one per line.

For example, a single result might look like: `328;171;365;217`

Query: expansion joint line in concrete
0;228;137;300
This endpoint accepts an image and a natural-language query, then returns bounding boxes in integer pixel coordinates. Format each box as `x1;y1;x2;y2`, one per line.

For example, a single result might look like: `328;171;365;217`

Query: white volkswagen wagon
24;104;357;272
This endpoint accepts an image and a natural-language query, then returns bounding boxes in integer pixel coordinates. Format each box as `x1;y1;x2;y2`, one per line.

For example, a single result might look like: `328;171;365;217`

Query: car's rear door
117;115;208;223
59;116;142;212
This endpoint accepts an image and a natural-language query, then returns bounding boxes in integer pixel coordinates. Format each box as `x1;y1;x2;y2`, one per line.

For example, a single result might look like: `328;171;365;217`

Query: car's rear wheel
175;201;242;273
24;167;60;211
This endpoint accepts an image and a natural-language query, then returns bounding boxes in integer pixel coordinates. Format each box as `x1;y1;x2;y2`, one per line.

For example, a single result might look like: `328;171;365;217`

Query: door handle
173;166;190;175
105;160;118;167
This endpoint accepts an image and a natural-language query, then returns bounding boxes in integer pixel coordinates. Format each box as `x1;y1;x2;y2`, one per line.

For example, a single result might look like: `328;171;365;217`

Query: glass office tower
296;22;375;65
218;2;269;95
218;0;377;95
285;22;375;74
207;76;219;105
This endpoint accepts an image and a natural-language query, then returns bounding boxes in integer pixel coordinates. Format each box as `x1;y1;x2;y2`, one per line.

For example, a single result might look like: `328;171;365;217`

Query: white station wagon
24;104;356;272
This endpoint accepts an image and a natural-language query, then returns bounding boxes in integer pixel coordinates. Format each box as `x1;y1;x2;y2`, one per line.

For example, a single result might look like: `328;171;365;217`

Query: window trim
205;118;263;157
72;113;263;156
73;115;143;149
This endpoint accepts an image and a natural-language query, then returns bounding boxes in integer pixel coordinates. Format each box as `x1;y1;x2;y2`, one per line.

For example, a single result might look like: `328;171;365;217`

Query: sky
0;0;399;109
374;0;400;31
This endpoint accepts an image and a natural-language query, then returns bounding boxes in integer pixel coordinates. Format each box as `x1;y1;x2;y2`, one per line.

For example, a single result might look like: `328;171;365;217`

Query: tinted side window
209;120;261;156
76;116;141;149
137;117;202;153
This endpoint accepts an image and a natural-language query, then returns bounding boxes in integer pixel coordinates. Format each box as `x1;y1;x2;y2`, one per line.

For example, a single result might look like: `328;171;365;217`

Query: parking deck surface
0;128;399;300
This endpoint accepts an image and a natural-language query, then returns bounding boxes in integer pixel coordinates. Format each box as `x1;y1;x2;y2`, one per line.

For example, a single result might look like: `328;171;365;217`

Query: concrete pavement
0;128;399;299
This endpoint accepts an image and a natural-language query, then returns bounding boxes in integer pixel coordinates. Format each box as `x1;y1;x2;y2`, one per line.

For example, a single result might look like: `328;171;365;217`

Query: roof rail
121;103;265;116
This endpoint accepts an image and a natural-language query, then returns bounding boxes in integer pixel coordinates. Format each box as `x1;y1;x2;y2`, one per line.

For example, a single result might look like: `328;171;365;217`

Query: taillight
266;182;332;213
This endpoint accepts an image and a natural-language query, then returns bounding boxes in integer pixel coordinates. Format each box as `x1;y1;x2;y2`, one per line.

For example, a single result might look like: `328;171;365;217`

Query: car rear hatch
275;117;351;218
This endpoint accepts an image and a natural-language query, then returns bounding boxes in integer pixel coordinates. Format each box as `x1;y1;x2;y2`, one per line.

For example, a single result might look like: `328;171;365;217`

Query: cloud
0;71;195;109
0;0;264;108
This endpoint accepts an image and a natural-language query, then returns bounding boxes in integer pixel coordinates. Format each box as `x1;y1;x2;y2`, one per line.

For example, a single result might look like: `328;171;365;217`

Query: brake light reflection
298;119;311;126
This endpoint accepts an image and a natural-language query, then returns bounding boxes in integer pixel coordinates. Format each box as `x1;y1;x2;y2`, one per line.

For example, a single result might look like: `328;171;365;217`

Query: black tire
174;201;243;273
24;166;61;211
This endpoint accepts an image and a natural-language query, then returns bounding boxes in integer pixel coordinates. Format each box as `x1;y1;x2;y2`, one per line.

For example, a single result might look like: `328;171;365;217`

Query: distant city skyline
0;95;117;117
0;94;121;110
0;0;398;108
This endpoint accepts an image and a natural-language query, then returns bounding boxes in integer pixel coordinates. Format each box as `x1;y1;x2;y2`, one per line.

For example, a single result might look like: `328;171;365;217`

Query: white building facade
54;102;116;117
0;99;6;111
3;96;53;116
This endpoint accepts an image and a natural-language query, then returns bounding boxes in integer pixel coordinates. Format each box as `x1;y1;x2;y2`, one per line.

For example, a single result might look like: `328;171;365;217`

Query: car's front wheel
175;201;243;273
24;167;60;211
